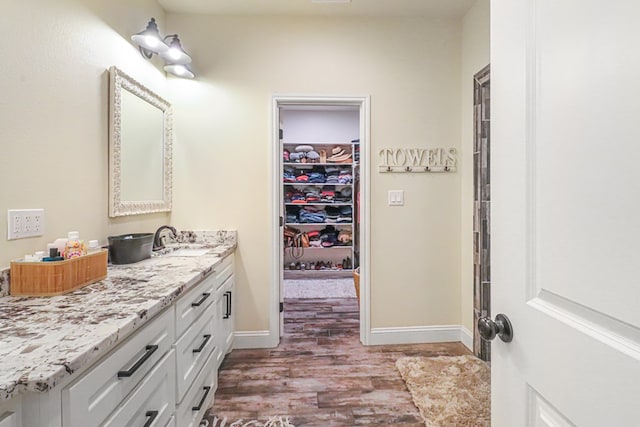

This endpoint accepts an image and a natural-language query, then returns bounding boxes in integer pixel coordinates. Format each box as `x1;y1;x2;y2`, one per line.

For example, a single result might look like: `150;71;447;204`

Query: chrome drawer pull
192;386;212;411
117;345;158;378
143;410;158;427
193;334;212;353
191;292;211;307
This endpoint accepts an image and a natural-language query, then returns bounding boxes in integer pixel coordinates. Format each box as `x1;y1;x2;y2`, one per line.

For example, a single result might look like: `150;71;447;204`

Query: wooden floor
203;297;471;426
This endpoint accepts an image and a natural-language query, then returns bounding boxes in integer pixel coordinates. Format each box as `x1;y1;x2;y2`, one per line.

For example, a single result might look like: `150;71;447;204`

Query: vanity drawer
0;412;17;427
175;272;217;338
103;349;176;427
213;254;234;289
175;303;216;402
62;307;175;427
176;348;217;427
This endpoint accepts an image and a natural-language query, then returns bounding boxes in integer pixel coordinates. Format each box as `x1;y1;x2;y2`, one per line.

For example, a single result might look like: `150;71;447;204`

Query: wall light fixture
131;18;194;79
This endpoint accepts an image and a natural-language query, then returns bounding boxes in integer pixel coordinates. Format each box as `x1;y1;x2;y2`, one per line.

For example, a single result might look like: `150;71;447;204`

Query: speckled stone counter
0;230;236;402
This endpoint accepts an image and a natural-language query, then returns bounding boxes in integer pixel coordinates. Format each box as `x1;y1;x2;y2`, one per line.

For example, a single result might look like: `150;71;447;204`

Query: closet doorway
271;95;370;345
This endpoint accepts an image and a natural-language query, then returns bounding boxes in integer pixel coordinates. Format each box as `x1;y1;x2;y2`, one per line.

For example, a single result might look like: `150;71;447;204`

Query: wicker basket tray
10;250;108;296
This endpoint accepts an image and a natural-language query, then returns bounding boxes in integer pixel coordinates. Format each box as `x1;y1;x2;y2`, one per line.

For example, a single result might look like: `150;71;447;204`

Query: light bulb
145;35;160;48
167;48;181;61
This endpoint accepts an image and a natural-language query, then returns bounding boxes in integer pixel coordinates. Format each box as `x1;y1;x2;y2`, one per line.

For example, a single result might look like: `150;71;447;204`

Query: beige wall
0;0;170;268
166;14;464;332
461;0;491;333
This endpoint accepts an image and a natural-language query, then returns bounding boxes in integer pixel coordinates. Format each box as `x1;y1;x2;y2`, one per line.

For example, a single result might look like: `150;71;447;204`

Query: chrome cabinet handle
478;314;514;342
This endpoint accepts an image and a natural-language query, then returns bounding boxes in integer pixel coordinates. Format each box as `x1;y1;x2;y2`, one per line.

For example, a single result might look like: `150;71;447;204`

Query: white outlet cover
7;209;45;240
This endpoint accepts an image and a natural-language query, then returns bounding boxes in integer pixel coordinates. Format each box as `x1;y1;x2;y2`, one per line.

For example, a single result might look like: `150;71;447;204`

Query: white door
491;0;640;425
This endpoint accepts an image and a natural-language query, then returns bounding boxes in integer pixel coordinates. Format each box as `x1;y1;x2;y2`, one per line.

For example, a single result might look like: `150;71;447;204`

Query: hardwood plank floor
203;297;471;426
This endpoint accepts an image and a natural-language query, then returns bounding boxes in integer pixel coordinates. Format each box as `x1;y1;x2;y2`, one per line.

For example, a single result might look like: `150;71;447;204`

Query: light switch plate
388;190;404;206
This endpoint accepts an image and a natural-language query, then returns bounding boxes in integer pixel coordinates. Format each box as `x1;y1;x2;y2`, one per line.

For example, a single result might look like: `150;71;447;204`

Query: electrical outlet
32;212;43;234
8;210;25;239
7;209;45;240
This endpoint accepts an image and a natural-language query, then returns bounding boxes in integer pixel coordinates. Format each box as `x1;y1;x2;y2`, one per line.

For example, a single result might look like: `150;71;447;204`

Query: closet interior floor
204;297;471;426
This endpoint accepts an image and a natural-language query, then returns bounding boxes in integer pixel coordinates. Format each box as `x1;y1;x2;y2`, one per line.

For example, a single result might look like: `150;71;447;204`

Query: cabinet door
222;275;235;355
214;289;226;369
102;350;175;427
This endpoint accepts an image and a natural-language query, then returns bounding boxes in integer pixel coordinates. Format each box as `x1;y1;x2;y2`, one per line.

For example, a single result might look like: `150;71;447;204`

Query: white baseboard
368;325;471;346
233;330;277;349
235;326;475;350
460;326;473;351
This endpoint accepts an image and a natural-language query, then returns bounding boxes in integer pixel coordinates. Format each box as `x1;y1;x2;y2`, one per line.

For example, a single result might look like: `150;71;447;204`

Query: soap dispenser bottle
64;231;86;259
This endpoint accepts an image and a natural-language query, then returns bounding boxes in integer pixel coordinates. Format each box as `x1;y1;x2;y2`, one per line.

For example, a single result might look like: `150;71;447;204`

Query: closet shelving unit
282;141;357;279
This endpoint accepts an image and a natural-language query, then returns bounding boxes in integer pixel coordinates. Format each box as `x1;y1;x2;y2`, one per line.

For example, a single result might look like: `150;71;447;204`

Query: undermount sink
164;248;211;257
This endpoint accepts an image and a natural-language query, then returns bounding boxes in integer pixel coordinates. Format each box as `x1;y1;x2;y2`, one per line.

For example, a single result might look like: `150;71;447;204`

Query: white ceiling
158;0;476;19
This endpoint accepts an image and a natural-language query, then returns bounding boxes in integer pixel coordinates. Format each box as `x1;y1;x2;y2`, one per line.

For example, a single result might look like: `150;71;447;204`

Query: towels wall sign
378;148;457;173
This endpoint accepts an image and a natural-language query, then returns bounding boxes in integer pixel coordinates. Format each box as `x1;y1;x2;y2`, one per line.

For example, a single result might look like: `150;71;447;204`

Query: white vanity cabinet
175;254;234;425
4;252;235;427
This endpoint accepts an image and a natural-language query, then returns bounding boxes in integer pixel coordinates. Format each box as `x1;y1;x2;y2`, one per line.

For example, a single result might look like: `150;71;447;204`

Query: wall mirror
109;66;173;217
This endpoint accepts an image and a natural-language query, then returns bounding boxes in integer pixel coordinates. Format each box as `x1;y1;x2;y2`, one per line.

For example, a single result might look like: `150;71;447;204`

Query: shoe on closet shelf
319;149;327;163
289;262;296;270
295;262;302;270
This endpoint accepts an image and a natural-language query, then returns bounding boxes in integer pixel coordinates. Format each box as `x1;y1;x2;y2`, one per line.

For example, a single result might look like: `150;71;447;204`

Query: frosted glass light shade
164;64;195;79
131;18;169;54
159;35;192;65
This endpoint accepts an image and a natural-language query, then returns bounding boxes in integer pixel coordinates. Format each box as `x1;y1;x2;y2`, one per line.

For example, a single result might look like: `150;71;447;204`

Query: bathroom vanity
0;234;236;427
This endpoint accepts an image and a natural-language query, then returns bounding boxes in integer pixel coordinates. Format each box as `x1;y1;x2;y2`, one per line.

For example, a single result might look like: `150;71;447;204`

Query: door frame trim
270;94;372;346
472;65;491;360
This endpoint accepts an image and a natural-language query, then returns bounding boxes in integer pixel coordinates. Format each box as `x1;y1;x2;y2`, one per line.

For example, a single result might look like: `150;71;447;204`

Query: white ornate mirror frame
108;66;173;217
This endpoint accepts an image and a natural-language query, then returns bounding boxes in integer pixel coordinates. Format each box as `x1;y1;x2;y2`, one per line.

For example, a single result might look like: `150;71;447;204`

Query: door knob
478;313;513;342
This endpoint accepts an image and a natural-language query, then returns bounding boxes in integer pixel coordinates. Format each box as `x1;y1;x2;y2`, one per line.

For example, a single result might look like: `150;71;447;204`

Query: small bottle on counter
64;231;86;259
87;240;101;253
53;238;68;257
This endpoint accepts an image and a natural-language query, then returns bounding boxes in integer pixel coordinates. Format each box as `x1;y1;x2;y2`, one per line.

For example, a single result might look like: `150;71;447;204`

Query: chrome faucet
153;225;177;251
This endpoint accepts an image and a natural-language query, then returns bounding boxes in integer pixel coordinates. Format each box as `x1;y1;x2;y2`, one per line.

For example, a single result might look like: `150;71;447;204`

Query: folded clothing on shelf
299;207;327;223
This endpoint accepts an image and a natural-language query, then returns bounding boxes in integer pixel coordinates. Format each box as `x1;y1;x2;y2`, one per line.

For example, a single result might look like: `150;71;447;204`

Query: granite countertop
0;231;236;402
